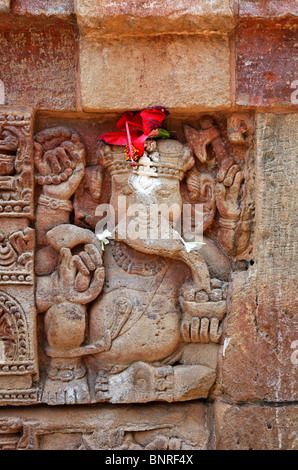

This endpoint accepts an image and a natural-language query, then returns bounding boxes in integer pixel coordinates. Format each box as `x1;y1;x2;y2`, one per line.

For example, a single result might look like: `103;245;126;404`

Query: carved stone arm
34;127;86;247
36;260;105;313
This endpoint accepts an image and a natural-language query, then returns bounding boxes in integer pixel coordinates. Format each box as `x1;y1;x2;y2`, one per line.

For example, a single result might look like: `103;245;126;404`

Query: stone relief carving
80;428;191;451
0;405;202;450
0;108;253;406
0;291;31;363
33;113;252;405
0;418;37;450
0;227;34;285
0;107;38;405
0;110;34;218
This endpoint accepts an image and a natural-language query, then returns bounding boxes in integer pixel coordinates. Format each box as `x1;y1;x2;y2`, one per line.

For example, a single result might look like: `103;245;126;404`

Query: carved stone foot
93;361;216;404
41;377;91;405
94;370;110;402
41;359;91;405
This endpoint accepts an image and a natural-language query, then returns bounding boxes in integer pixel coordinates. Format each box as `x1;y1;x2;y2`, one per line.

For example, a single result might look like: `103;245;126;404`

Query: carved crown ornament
0;105;253;406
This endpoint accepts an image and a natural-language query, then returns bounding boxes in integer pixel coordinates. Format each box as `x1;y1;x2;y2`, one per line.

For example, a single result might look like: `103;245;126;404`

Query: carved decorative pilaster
0;107;37;406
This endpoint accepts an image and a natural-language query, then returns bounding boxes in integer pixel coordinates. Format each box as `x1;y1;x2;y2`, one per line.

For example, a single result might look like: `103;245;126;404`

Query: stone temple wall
0;0;297;450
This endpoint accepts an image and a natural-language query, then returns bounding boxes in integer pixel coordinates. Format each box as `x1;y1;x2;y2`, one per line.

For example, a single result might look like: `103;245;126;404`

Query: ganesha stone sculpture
31;112;250;406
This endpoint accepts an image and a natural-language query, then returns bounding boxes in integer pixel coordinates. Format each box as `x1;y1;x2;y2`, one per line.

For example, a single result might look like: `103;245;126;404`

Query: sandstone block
80;35;231;112
219;113;298;402
0;26;77;110
75;0;234;36
0;402;209;450
214;402;298;450
239;0;298;17
11;0;74;17
236;19;298;107
0;0;9;12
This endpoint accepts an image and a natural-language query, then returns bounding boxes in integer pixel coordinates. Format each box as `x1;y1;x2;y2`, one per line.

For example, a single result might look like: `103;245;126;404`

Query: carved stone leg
0;109;39;406
42;357;90;405
94;369;110;402
42;302;91;405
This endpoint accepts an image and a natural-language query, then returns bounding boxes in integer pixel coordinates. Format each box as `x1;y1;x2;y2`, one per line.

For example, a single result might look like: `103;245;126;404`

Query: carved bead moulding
0;107;253;406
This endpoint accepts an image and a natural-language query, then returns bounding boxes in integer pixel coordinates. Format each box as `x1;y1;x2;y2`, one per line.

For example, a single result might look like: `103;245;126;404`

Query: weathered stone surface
214;402;298;450
75;0;234;36
236;19;298;107
239;1;298;17
219;113;298;402
0;418;37;450
0;402;210;450
12;0;74;16
0;0;9;12
0;26;77;110
0;81;4;105
80;35;231;112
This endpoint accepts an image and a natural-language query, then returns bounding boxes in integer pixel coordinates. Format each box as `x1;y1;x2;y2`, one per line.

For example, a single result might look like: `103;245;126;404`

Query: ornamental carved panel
0;107;37;405
0;109;34;218
0;106;253;406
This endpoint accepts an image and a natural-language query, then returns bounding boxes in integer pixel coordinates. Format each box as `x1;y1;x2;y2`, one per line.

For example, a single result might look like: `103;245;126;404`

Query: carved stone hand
181;316;222;343
34;128;86;201
49;245;104;305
